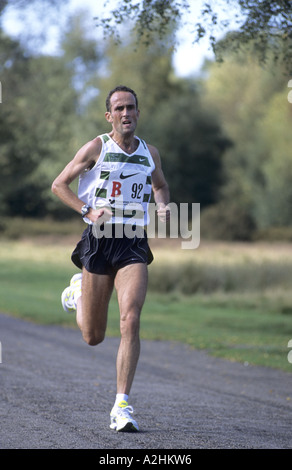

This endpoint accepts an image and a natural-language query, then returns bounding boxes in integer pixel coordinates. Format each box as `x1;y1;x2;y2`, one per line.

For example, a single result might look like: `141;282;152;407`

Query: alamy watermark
91;202;200;249
288;339;292;364
288;79;292;103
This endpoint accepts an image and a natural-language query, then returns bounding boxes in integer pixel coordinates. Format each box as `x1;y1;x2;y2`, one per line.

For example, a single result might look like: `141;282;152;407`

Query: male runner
51;85;170;432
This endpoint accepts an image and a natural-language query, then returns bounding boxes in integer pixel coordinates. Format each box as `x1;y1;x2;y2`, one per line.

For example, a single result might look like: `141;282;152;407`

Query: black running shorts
71;224;153;275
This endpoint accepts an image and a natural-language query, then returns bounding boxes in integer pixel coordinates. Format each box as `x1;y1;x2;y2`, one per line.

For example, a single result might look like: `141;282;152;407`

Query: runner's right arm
51;137;111;223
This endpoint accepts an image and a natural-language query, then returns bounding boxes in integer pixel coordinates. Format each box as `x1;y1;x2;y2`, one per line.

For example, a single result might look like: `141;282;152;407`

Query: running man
51;85;170;432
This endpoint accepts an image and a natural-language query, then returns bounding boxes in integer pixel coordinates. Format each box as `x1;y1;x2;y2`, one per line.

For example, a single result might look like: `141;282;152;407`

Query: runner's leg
114;263;148;395
76;267;114;346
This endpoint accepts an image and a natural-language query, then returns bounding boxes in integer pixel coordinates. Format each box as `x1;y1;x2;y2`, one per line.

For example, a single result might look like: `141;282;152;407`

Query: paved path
0;313;291;449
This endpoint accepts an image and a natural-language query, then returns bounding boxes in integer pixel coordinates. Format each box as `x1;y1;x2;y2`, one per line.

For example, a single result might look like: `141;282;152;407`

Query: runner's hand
157;203;171;223
87;207;112;225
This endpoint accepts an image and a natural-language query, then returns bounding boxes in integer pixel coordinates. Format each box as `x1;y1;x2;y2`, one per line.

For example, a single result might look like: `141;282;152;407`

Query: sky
2;0;240;77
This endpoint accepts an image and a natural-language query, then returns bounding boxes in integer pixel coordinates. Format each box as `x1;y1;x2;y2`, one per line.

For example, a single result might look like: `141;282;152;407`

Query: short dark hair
106;85;138;112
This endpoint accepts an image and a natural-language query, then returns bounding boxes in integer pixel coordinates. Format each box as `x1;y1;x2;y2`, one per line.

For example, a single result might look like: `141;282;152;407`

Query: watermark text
91;202;200;249
288;79;292;103
288;339;292;364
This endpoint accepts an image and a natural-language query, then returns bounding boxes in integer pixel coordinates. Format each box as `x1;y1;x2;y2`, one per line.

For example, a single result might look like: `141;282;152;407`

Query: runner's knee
120;310;140;337
82;329;105;346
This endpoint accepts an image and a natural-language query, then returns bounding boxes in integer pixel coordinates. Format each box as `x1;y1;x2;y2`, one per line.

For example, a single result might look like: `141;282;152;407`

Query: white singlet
78;134;155;226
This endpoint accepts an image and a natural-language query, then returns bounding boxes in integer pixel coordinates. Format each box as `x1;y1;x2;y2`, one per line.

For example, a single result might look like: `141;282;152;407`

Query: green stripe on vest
102;135;110;143
100;171;110;180
95;188;107;198
104;153;150;167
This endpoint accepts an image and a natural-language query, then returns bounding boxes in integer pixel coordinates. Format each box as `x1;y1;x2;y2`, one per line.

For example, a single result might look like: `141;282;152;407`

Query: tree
249;92;292;228
0;12;106;218
144;87;231;207
0;10;230;219
95;0;292;74
201;46;292;238
0;30;78;217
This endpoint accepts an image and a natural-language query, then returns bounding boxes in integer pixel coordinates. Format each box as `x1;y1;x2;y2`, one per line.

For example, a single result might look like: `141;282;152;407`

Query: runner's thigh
114;263;148;319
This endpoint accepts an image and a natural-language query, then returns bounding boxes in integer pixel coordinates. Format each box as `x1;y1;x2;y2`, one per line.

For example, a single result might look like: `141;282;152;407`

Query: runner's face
106;92;139;136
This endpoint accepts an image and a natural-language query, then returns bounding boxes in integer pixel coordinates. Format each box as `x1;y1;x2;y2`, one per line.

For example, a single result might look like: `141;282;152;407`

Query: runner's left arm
148;144;170;222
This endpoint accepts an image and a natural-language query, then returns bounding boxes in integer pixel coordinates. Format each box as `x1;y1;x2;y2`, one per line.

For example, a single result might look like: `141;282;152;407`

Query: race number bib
109;171;147;203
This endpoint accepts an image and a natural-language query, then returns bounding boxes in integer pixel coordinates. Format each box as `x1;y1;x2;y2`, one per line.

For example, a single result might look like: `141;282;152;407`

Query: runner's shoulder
146;143;161;166
87;136;103;158
78;136;102;166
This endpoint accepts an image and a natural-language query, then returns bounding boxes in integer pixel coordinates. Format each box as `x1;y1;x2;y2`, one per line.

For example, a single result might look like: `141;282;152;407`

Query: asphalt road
0;313;291;450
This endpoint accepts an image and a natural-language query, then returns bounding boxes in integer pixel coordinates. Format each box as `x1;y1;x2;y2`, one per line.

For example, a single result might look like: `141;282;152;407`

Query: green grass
0;239;292;372
140;294;292;371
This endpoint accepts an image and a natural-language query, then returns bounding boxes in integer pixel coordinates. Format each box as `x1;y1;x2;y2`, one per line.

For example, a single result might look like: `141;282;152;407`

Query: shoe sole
110;421;139;432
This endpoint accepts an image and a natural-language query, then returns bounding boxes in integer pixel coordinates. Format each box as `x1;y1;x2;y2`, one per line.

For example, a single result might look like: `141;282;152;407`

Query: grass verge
0;239;292;372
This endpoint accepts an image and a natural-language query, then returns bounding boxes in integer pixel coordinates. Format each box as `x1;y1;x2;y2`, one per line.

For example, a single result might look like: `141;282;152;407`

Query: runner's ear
105;111;113;123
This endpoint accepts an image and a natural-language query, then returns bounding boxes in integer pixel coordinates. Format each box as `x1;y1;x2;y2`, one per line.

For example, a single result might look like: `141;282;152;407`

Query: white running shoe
61;273;82;313
110;401;139;432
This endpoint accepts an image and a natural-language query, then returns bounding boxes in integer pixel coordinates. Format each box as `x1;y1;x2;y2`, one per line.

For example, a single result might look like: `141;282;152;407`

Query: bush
148;257;292;295
200;203;256;241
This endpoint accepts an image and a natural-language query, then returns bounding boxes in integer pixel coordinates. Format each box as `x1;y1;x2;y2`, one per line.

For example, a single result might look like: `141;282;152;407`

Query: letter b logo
111;181;122;197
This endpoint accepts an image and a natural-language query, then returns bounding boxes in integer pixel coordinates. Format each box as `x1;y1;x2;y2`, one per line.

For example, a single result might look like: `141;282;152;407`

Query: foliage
200;0;292;74
0;13;104;218
0;31;78;217
0;17;229;218
95;0;188;46
1;6;292;240
95;0;292;74
201;48;292;238
143;87;231;207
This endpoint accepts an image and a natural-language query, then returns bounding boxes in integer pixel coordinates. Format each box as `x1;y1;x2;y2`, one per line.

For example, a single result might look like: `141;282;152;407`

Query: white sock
114;393;129;408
